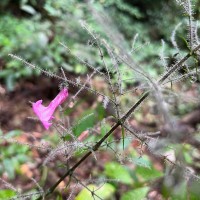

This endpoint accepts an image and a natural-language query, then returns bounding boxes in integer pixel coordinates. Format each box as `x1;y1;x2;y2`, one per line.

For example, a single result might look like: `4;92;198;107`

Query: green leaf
95;183;115;199
73;113;95;137
0;190;16;200
96;104;105;121
16;154;29;163
6;74;15;92
104;162;133;185
56;194;63;200
75;183;115;200
5;144;28;156
178;35;190;51
5;130;22;138
21;5;36;15
101;123;111;136
184;151;193;164
135;166;163;181
75;64;87;74
44;4;60;16
172;181;187;200
187;179;200;200
121;187;149;200
132;156;151;169
3;159;15;179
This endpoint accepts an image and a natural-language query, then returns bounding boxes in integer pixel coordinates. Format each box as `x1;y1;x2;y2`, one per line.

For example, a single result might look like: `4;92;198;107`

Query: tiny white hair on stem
159;39;168;70
171;22;182;52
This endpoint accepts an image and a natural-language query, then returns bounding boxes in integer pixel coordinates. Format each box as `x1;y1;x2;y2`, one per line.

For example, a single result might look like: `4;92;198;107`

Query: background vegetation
0;0;200;199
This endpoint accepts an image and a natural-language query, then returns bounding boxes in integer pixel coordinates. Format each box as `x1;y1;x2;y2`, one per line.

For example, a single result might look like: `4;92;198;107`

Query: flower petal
32;88;69;130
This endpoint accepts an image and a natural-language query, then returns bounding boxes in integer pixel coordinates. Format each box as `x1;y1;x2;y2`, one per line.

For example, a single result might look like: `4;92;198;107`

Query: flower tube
32;88;68;130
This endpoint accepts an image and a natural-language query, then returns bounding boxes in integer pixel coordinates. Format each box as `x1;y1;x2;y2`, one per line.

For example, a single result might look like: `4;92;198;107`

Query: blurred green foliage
121;187;149;200
0;190;16;200
0;130;30;179
1;0;199;90
104;162;134;185
0;0;92;90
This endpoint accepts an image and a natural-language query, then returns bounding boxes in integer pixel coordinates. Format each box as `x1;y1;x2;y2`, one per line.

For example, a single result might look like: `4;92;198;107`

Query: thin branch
36;43;200;200
8;54;116;105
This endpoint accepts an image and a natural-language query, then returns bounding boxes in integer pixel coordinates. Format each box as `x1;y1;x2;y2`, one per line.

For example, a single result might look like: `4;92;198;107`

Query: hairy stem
36;43;200;200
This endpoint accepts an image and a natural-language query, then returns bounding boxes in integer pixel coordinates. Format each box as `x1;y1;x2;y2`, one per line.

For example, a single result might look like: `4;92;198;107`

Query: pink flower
32;88;68;130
